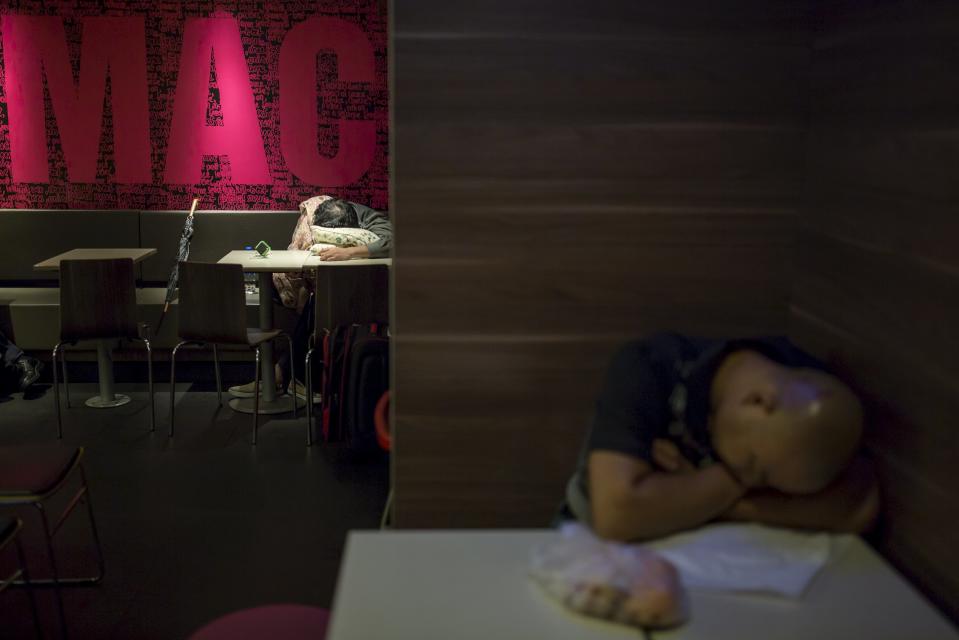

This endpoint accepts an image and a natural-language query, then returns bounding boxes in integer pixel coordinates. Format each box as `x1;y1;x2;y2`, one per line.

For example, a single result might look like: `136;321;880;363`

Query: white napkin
645;523;834;598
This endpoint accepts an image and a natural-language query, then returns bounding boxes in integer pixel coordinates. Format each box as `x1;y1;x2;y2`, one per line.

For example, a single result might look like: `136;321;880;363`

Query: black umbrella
156;198;199;333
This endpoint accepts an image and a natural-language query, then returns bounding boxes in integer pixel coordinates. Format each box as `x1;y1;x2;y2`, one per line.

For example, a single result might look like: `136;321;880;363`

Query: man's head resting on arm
708;350;863;495
313;198;359;228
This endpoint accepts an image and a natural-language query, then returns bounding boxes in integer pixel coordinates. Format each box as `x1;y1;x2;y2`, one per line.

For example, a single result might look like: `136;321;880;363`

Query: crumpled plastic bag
529;523;689;630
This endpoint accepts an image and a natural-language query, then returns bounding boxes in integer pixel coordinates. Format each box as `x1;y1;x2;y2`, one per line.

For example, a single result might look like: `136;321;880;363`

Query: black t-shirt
562;332;827;522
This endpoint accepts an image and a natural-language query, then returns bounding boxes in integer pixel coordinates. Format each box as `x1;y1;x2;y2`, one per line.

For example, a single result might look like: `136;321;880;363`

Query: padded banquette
0;209;139;283
139;210;300;283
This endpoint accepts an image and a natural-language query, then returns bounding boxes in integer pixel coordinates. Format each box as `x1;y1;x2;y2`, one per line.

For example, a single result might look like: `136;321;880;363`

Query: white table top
303;255;392;268
34;248;157;271
217;249;311;272
218;250;391;272
327;530;958;640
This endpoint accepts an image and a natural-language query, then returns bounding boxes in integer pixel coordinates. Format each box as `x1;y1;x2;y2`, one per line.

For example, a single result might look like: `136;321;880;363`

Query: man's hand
651;439;696;473
589;450;746;541
317;245;370;261
721;455;880;533
652;439;749;490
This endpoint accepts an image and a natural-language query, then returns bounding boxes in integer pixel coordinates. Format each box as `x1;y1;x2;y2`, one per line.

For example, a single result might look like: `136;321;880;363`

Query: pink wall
0;1;387;210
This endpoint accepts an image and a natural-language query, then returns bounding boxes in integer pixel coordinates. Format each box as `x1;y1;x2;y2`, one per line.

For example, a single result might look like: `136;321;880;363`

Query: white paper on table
645;523;837;598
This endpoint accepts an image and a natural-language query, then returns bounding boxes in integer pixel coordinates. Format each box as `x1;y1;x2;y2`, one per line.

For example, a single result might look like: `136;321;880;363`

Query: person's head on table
708;350;863;494
313;198;369;262
573;333;879;542
313;198;359;229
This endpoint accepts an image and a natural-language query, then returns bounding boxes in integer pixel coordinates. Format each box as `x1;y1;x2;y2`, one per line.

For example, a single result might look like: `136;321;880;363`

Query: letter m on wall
1;16;151;183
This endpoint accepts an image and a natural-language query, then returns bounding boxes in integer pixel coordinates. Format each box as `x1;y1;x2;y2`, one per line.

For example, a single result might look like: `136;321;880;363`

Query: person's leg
0;330;40;393
0;329;24;370
285;294;314;386
237;284;314;395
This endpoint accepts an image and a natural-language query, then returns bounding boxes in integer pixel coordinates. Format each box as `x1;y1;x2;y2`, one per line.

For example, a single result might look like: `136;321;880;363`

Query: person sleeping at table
232;196;392;400
273;196;392;314
560;332;880;542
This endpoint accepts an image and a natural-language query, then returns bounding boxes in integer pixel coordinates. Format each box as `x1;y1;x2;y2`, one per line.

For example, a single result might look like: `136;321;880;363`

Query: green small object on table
254;241;271;257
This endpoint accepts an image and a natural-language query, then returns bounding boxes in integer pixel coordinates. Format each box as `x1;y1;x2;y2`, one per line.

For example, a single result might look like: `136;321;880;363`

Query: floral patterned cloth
311;226;380;248
272;195;332;313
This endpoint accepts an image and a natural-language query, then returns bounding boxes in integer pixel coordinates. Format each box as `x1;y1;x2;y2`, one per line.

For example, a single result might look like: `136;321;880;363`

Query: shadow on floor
0;381;389;639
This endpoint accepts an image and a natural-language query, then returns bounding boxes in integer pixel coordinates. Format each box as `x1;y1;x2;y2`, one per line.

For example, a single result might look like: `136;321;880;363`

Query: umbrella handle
155;302;170;334
187;197;199;219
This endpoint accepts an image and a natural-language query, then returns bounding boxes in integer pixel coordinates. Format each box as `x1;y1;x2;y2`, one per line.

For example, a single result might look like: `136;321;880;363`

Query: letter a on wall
165;17;271;184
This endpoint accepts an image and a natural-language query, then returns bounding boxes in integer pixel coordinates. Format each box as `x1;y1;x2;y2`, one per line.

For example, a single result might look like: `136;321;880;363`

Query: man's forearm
594;464;744;542
723;456;880;533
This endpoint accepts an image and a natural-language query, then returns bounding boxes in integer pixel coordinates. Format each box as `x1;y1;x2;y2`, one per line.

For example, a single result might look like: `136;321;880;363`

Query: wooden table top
33;248;157;271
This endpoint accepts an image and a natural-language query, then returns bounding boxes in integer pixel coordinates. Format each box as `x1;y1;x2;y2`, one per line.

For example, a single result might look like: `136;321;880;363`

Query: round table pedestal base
85;393;131;408
228;397;293;415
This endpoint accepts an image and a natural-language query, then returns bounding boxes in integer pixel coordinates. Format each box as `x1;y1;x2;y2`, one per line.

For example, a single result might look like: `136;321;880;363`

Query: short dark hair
313;198;359;228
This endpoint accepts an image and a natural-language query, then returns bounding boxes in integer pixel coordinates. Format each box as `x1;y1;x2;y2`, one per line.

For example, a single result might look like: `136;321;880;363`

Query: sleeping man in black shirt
564;332;880;541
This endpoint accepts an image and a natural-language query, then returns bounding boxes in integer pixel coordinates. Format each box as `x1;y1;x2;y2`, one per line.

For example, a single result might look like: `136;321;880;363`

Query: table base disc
228;397;294;415
85;394;131;408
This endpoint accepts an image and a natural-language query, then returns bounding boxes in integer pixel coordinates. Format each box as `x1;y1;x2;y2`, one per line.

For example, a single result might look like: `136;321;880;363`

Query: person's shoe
287;379;322;404
16;356;42;392
227;380;282;398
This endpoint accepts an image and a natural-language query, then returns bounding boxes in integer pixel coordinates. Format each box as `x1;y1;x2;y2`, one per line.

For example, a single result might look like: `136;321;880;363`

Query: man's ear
742;382;778;413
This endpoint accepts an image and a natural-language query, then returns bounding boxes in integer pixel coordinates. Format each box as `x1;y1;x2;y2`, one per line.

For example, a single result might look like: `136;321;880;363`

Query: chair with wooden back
52;258;155;437
304;263;389;445
170;262;296;443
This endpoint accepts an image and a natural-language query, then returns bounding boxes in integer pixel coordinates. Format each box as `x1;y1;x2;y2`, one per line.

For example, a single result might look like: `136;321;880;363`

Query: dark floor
0;363;389;639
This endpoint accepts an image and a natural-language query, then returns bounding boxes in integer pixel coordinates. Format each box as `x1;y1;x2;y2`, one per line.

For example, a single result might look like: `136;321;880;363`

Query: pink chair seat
189;604;330;640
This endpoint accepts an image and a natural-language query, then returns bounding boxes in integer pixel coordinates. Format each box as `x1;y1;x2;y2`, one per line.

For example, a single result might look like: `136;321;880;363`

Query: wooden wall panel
396;125;801;187
791;0;959;623
396;37;810;124
394;1;811;41
393;1;812;527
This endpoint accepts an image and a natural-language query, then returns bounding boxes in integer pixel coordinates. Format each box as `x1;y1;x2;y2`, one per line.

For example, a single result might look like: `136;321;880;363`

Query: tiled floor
0;366;389;639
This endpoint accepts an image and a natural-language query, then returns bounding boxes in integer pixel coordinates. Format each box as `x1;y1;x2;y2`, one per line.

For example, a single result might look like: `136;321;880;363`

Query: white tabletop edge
216;249;310;271
328;529;959;640
33;247;158;271
302;256;392;267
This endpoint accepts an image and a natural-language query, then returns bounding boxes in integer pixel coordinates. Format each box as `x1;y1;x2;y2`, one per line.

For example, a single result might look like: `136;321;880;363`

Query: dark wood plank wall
392;1;813;527
791;1;959;623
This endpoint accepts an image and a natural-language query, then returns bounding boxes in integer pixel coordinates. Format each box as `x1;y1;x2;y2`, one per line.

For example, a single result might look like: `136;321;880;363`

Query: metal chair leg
52;343;64;439
12;529;43;640
170;341;189;437
35;504;68;639
62;345;71;408
79;464;106;583
142;338;155;432
252;346;261;445
304;347;314;447
285;334;297;419
380;488;394;530
212;344;222;405
14;465;105;586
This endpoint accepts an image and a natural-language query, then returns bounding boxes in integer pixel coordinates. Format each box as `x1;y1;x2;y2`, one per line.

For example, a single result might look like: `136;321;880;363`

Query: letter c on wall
279;17;376;186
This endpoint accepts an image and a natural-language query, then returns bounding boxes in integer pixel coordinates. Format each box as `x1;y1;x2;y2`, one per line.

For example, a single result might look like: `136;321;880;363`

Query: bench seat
0;287;295;353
